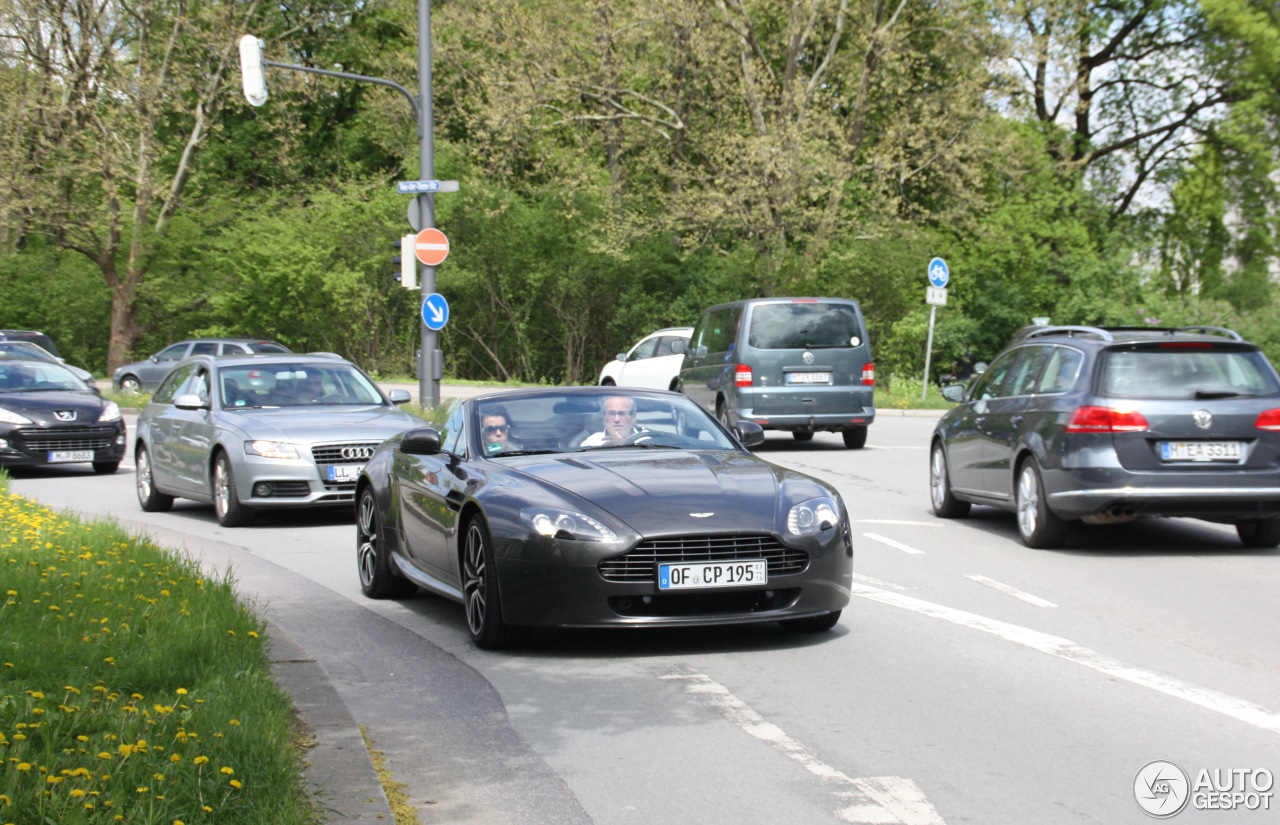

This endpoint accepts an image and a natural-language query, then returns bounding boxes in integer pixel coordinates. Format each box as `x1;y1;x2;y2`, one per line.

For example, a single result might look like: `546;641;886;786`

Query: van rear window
747;303;861;349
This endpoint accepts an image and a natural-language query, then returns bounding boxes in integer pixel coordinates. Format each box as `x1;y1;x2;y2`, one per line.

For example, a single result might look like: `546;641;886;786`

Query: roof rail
1020;325;1114;342
1173;325;1244;342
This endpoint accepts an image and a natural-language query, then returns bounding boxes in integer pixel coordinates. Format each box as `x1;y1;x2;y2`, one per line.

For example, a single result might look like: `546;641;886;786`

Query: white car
597;327;693;391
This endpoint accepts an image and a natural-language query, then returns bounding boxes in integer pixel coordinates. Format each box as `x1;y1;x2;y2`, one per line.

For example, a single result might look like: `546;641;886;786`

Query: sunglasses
483;425;509;434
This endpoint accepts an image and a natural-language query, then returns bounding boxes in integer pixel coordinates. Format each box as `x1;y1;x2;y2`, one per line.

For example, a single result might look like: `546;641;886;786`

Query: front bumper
0;424;127;468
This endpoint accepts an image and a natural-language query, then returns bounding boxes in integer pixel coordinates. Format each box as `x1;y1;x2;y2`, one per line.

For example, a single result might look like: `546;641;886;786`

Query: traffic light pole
239;0;443;409
416;0;440;409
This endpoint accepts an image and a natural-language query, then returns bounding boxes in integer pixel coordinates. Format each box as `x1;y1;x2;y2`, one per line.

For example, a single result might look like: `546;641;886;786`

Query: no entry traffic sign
414;228;450;266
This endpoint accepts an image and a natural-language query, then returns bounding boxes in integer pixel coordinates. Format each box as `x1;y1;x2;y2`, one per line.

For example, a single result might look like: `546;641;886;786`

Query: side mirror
386;389;411;405
732;420;765;448
149;355;160;363
974;361;988;374
173;393;209;411
693;345;708;358
670;339;688;355
941;384;966;403
399;427;442;455
615;352;628;363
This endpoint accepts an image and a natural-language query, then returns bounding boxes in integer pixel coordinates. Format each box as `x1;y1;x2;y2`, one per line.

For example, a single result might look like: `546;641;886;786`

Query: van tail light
1256;409;1280;431
861;363;875;386
1065;406;1150;433
735;364;753;387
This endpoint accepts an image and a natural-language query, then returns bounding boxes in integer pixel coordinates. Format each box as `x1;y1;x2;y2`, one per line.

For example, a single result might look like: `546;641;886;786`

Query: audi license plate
48;450;93;463
658;560;767;590
1159;441;1242;462
785;372;831;384
326;464;363;482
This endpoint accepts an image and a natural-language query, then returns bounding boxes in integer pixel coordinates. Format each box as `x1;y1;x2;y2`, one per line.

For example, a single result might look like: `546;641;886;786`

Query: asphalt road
8;411;1280;824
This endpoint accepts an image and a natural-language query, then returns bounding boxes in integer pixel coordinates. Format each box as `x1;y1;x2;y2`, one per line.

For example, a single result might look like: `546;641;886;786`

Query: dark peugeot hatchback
929;325;1280;548
0;356;126;473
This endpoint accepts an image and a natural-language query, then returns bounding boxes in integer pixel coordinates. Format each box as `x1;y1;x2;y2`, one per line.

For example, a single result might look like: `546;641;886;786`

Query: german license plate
785;372;831;384
325;464;363;482
658;560;767;590
48;450;93;463
1159;441;1242;462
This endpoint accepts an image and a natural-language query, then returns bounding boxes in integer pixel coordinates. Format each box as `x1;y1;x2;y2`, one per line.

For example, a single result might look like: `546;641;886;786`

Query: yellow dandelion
229;719;240;726
69;789;86;798
202;805;212;812
169;754;181;763
192;756;209;765
229;779;242;789
175;688;187;695
16;763;31;772
220;766;234;775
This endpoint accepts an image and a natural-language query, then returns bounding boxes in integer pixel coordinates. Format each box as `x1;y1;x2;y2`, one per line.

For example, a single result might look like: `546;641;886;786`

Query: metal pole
922;305;937;402
417;0;440;408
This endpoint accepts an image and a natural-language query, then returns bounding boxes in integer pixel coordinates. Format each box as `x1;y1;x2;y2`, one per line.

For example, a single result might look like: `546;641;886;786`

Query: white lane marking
854;519;940;527
851;583;1280;735
964;574;1058;608
863;533;925;555
663;669;946;825
853;572;915;592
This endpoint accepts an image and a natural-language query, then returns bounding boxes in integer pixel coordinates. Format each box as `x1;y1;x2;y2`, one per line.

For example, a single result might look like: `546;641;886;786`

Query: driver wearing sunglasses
480;405;514;454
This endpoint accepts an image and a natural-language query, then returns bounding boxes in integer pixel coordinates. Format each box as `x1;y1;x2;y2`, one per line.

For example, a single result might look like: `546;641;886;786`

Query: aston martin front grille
311;443;381;464
598;534;808;582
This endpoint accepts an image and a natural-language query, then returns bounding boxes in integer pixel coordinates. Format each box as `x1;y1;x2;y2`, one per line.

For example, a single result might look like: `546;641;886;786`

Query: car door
142;364;198;492
944;351;1020;496
396;406;468;586
981;346;1052;499
617;335;661;388
141;342;191;388
166;366;217;493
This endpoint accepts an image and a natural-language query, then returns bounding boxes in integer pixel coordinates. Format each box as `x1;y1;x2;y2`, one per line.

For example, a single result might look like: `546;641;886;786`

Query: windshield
219;362;385;408
0;358;90;392
473;390;738;456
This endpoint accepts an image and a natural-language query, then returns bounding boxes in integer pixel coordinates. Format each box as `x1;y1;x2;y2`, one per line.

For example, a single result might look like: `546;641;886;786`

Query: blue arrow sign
928;257;950;288
422;293;450;331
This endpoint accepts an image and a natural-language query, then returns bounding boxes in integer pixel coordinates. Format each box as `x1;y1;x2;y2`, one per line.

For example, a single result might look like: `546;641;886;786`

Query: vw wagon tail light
1065;406;1150;433
735;364;753;387
861;363;875;386
1256;409;1280;431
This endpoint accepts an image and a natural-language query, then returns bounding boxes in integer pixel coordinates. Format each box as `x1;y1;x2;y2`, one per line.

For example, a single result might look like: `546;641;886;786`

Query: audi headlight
98;401;122;423
0;407;32;425
521;507;618;542
244;440;300;460
786;496;840;537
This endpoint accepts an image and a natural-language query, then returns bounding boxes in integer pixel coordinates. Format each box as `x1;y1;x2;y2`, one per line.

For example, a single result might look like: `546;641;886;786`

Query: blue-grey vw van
675;298;875;448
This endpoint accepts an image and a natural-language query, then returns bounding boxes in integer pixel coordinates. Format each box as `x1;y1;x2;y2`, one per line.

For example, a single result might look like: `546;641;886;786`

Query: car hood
505;450;785;534
0;390;109;423
220;406;420;443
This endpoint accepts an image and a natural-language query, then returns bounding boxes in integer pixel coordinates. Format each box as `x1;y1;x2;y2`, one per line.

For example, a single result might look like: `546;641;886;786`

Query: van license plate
658;560;767;590
1159;441;1242;462
48;450;93;463
785;372;830;384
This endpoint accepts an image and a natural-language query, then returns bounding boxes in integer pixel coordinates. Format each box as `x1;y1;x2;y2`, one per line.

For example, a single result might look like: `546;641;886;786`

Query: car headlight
98;401;122;423
786;496;841;537
244;440;301;460
521;507;618;542
0;407;32;425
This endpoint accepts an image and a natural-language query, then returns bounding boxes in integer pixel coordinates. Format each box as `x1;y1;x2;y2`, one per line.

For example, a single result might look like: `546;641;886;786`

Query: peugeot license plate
785;372;831;384
1159;441;1242;462
326;464;363;482
658;560;767;590
48;450;93;463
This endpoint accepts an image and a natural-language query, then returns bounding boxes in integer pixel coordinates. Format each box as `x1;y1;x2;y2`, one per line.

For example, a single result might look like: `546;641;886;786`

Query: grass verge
0;475;318;825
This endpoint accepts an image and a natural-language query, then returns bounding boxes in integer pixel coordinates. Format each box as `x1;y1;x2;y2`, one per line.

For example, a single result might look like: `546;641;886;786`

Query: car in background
0;329;62;356
676;298;875;448
0;355;125;473
0;341;94;382
597;327;693;390
113;337;291;393
354;386;852;649
134;352;420;527
929;325;1280;548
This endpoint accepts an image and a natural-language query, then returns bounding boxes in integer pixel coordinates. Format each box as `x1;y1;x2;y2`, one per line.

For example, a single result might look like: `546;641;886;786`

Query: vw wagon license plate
48;450;93;463
326;464;363;482
785;372;831;384
658;560;767;590
1159;441;1242;462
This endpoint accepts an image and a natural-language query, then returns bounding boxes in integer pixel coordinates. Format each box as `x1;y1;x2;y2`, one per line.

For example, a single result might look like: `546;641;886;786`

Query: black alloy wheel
461;516;528;649
356;489;418;598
